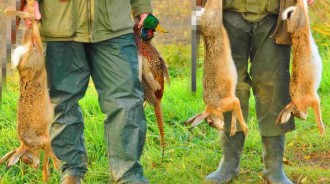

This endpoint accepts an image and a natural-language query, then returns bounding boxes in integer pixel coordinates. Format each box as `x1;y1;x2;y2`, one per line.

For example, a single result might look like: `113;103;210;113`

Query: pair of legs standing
46;33;148;183
206;12;295;184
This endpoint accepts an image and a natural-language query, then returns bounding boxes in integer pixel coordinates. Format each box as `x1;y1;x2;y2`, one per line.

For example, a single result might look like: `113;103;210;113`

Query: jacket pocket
266;0;280;14
39;1;75;37
105;0;133;31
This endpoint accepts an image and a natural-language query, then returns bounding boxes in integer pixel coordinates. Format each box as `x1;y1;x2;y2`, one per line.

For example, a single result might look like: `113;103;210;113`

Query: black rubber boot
205;131;245;184
61;175;83;184
262;135;293;184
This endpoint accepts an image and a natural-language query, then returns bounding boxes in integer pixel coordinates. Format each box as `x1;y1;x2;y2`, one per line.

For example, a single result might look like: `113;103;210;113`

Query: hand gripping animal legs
185;0;248;136
1;0;59;182
276;0;325;136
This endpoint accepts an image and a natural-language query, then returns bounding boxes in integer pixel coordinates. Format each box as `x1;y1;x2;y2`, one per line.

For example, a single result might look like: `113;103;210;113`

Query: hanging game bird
133;20;170;158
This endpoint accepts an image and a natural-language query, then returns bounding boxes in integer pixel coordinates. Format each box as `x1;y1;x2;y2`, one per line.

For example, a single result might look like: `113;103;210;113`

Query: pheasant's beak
155;24;169;33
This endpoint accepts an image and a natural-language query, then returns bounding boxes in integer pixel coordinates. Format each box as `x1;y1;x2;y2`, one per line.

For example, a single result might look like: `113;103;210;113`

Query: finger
307;0;314;5
138;20;143;29
138;13;148;29
34;1;41;20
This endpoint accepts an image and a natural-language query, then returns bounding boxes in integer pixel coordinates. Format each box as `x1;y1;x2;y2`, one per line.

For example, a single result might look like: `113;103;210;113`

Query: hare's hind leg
42;146;50;182
233;98;248;136
311;96;325;136
230;110;237;136
49;145;60;170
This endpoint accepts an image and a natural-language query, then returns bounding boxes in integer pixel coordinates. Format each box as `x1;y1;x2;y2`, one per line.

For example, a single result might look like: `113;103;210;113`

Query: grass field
1;40;329;184
1;1;330;184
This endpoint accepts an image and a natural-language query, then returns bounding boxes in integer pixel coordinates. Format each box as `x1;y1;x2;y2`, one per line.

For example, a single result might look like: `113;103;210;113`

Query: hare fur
1;1;59;182
185;0;248;136
276;0;325;136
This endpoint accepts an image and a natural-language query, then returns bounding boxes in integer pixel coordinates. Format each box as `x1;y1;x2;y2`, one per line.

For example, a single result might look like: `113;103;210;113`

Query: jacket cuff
131;0;152;17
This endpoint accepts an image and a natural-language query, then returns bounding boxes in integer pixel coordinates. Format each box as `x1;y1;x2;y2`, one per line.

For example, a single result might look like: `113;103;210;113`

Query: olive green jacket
223;0;280;22
224;0;296;44
38;0;152;43
202;0;296;44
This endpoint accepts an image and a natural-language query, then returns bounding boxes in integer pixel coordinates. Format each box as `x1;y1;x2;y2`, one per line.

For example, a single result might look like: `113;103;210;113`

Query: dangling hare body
276;0;325;136
185;0;248;136
1;0;59;182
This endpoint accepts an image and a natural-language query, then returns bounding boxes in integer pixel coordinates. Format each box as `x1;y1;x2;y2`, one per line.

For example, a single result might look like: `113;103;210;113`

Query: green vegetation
1;38;329;184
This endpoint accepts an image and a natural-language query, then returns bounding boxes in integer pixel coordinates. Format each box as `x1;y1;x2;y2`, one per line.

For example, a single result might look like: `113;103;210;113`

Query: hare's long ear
282;6;298;33
0;150;16;164
276;103;294;125
185;111;210;129
7;148;27;169
282;6;296;20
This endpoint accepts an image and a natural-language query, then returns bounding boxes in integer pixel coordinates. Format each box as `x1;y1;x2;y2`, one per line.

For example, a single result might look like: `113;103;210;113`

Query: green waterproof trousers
222;12;295;136
45;33;148;183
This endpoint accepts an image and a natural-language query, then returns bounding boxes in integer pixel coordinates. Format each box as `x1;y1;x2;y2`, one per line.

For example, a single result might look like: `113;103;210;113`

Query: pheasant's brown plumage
133;26;170;158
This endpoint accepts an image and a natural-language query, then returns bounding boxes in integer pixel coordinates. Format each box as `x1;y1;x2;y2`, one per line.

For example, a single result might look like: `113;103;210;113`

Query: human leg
249;15;294;183
205;132;245;184
46;41;90;182
86;33;148;183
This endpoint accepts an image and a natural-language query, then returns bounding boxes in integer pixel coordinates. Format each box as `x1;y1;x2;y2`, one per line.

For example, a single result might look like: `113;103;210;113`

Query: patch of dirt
290;149;330;168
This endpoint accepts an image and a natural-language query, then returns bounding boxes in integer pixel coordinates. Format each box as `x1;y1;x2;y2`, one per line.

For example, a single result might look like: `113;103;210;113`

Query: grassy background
1;0;330;183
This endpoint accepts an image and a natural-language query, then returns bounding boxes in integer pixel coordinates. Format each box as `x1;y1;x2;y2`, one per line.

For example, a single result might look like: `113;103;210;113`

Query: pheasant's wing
142;57;161;92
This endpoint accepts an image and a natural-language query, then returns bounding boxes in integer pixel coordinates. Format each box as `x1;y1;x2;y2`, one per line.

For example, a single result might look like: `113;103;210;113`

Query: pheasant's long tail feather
154;100;165;159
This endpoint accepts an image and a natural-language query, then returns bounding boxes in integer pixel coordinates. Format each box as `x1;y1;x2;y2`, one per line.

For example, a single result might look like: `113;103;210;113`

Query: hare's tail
282;6;296;20
12;45;29;69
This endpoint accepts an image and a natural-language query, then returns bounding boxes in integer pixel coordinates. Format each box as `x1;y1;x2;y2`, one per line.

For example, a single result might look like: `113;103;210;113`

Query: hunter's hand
307;0;314;5
137;13;148;29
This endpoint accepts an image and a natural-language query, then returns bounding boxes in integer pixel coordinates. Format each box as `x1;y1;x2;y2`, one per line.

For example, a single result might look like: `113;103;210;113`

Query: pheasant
133;17;170;157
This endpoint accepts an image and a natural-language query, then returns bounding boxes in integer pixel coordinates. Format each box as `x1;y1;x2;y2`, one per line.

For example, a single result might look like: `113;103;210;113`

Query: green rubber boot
262;135;293;184
205;131;245;184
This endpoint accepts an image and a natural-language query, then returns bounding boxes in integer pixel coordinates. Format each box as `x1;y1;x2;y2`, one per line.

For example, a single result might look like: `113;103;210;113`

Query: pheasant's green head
143;14;168;33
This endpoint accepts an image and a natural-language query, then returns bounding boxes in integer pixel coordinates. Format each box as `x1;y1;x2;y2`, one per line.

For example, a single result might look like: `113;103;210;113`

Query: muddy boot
205;131;245;184
262;135;293;184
